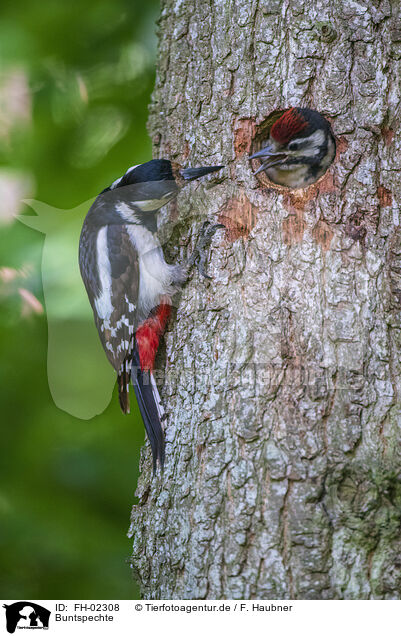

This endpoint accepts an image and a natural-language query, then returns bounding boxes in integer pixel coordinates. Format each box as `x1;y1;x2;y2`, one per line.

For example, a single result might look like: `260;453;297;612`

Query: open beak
249;145;287;175
180;165;224;181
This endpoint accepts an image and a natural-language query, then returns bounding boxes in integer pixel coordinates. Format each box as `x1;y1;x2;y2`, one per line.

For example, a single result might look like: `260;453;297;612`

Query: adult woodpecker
79;159;223;469
249;107;336;188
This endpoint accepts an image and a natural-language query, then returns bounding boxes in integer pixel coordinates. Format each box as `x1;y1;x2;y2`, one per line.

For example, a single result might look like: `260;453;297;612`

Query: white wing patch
94;226;114;320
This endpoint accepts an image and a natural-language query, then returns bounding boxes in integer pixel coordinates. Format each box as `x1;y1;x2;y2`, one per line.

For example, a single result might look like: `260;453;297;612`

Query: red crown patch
270;107;308;144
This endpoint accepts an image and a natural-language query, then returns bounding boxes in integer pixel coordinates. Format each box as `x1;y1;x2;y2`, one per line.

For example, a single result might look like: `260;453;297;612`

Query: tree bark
129;0;401;599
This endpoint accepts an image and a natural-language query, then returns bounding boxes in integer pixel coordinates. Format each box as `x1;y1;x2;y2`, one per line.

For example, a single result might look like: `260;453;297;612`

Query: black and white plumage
79;159;223;470
249;107;336;188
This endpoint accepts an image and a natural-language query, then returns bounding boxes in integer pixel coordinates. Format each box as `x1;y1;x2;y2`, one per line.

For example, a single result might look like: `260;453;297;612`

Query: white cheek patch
133;194;174;212
116;196;172;219
295;129;326;157
321;134;336;168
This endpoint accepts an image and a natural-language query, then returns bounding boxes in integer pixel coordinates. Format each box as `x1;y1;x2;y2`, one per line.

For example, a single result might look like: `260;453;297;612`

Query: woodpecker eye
288;141;300;151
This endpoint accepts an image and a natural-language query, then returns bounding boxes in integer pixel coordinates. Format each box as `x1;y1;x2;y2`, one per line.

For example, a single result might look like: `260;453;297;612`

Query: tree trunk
129;0;401;599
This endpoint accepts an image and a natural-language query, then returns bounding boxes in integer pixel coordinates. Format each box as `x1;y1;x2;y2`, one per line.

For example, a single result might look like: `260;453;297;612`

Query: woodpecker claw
188;221;225;279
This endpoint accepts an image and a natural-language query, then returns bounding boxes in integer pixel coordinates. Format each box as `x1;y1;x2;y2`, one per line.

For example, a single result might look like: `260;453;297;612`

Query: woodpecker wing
79;221;139;405
103;223;139;364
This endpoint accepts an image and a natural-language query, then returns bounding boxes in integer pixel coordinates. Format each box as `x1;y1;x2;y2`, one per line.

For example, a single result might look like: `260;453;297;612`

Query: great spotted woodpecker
250;107;336;188
79;159;223;469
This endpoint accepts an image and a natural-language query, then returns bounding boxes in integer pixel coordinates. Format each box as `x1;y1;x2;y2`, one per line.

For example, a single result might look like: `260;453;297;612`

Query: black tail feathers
117;363;130;414
130;346;165;472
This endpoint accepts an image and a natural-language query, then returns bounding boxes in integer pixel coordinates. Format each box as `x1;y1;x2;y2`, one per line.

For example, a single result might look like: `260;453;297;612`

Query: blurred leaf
49;64;88;125
70;106;130;167
0;169;35;224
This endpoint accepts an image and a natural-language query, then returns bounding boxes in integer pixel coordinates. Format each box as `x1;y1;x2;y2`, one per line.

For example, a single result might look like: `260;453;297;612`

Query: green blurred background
0;0;160;598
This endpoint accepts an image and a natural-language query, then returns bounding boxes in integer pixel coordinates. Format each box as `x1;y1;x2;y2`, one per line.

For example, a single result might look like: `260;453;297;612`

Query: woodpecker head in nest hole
249;107;336;188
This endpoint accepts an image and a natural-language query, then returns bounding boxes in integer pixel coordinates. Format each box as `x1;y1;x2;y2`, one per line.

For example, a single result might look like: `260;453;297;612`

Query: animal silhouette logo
17;197;218;419
18;199;115;419
3;602;51;633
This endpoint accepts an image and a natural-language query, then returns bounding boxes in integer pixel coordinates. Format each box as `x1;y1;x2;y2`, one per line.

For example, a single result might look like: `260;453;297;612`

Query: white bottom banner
1;599;399;635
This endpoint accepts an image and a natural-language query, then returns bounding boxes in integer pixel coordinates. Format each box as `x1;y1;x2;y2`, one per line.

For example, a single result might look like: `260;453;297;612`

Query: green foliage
0;0;160;599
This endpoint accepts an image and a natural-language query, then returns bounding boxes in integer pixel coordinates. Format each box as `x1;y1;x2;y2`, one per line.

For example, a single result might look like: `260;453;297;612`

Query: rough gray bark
129;0;401;599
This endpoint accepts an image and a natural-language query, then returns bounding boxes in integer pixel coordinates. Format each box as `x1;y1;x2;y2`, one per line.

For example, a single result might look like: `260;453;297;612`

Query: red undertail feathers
135;303;171;372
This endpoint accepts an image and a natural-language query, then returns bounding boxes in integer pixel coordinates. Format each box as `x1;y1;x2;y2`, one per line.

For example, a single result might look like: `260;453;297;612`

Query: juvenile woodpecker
79;159;223;469
249;107;336;188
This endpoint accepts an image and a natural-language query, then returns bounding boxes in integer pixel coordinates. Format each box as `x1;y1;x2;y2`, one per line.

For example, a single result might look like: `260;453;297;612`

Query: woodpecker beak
180;165;224;181
249;145;287;175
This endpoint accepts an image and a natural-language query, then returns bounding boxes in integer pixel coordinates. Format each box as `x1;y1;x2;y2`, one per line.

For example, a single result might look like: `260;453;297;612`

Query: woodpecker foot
188;221;225;279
